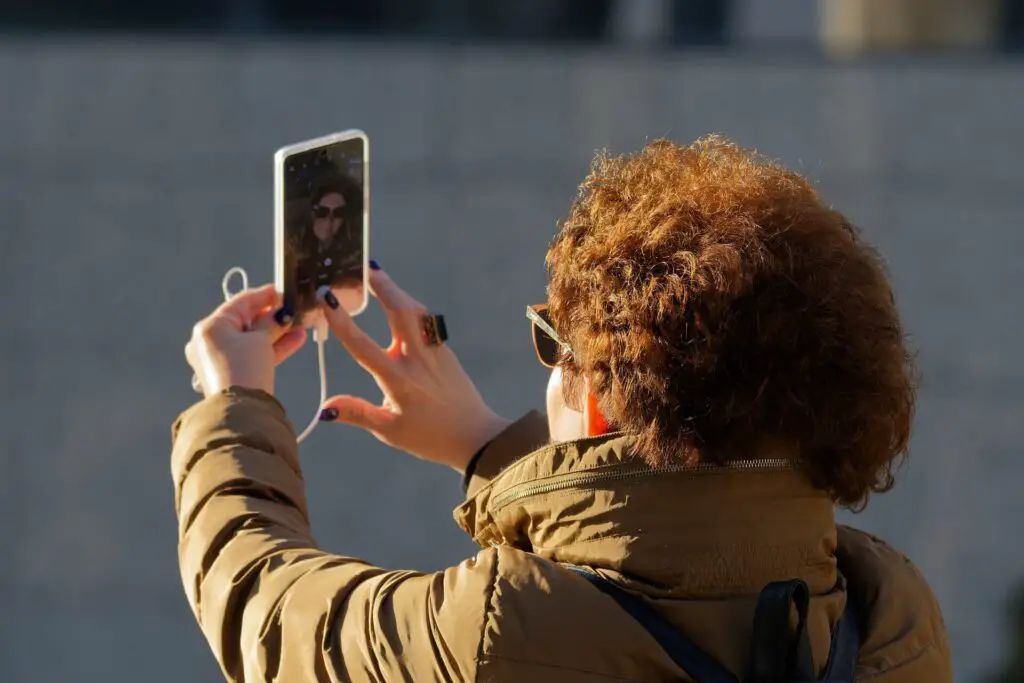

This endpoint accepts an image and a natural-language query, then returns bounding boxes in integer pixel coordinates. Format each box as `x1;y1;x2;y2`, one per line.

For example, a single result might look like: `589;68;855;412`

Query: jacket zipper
490;458;792;514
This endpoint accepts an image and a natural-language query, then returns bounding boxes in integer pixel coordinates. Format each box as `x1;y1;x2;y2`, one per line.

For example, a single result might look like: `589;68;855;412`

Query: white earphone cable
295;321;329;443
221;266;250;301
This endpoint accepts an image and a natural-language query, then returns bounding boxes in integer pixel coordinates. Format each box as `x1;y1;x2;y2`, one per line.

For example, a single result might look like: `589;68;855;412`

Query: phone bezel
274;129;370;326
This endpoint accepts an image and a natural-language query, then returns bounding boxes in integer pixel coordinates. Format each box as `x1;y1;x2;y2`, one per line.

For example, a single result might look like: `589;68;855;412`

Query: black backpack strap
748;580;816;683
820;595;860;682
749;580;862;683
565;565;739;683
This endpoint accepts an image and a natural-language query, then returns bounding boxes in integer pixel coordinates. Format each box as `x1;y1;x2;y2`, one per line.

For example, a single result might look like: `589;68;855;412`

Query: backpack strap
565;565;740;683
749;580;816;682
820;595;860;682
748;580;862;683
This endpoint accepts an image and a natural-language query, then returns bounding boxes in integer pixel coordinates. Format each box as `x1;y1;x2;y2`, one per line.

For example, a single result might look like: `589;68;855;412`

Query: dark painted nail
369;259;381;271
273;305;294;326
323;290;339;310
319;407;339;422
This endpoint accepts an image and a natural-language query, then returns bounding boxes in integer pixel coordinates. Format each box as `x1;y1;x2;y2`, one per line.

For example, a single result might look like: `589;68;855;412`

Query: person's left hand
316;267;511;472
186;285;308;398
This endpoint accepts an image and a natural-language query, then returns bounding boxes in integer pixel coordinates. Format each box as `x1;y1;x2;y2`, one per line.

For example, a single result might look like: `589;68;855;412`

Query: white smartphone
274;130;369;327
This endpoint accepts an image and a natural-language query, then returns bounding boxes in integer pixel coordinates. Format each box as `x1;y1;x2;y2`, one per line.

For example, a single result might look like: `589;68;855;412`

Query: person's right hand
317;266;511;473
185;285;307;399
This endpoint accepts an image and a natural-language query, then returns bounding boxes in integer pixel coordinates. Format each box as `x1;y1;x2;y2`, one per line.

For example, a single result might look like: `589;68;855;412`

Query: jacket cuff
460;443;491;492
463;410;549;499
172;386;286;440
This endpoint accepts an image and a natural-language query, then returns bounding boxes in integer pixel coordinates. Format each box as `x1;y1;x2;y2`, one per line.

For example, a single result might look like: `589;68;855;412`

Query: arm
172;388;492;682
178;267;523;681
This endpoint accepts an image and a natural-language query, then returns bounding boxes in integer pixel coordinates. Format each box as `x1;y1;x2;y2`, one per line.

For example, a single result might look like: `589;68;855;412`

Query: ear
583;376;611;437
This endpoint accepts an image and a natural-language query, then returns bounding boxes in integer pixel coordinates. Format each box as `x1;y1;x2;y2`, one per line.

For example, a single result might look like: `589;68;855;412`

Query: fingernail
316;285;339;310
319;407;339;422
273;305;294;326
369;259;381;271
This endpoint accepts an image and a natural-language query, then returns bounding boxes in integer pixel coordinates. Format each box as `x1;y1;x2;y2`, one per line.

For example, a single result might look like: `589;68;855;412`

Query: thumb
320;395;398;434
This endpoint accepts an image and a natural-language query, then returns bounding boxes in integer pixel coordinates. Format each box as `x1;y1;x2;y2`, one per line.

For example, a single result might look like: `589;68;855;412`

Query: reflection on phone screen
283;137;365;323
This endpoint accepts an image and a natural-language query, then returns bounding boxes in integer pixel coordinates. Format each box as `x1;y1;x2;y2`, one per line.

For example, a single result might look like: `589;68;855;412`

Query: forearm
172;388;496;683
171;389;380;681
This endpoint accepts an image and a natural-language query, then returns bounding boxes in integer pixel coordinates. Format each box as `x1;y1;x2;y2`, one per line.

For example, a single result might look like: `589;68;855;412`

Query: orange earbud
583;377;611;436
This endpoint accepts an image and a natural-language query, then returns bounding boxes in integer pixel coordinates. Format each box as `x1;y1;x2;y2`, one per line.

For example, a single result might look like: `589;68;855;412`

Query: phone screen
282;136;366;323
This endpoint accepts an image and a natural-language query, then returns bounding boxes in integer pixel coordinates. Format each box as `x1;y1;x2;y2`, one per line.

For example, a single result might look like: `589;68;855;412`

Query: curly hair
297;172;363;253
310;173;362;225
311;173;362;212
546;136;916;508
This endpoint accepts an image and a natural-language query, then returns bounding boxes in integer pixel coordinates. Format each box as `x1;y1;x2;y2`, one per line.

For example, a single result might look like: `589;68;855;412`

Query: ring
421;313;448;346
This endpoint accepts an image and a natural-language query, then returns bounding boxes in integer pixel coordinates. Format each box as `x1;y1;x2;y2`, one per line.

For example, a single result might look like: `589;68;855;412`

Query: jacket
170;387;952;682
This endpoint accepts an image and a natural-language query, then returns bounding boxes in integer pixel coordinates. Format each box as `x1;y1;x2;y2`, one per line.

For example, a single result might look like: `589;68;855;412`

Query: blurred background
1;1;1022;681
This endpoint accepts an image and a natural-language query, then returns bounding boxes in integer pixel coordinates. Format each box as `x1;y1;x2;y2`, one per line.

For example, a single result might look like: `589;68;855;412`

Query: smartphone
275;130;369;327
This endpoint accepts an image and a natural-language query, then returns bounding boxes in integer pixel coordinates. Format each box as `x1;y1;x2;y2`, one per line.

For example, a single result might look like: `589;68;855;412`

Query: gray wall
0;38;1021;682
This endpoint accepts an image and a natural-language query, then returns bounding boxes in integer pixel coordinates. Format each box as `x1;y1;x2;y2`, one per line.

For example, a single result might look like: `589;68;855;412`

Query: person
177;136;952;682
292;173;363;312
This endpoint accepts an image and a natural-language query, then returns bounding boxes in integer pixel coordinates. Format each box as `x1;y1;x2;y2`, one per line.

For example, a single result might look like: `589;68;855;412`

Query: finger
367;267;428;343
252;304;296;342
368;266;421;310
273;327;308;364
216;284;281;324
318;288;396;379
320;395;398;434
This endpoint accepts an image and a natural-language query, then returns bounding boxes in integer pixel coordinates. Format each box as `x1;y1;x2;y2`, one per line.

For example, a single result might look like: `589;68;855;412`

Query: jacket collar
455;433;839;597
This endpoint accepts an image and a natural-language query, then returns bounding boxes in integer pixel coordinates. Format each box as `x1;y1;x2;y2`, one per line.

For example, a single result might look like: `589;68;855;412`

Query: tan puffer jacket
171;388;952;682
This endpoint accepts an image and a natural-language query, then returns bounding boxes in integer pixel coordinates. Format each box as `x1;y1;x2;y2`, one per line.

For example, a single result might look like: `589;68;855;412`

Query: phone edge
273;129;370;324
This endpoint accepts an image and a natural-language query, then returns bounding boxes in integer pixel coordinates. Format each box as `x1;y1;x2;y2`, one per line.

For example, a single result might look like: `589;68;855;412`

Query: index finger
216;284;281;322
318;288;397;381
252;305;295;342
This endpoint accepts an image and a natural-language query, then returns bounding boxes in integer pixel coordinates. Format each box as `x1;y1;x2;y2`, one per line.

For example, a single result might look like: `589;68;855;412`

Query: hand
317;267;511;472
186;285;308;398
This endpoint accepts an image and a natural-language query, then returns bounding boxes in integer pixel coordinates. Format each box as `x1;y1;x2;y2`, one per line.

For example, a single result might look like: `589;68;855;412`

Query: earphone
192;266;330;444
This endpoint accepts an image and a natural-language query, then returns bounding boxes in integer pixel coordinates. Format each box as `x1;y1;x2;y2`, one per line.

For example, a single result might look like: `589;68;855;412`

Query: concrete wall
0;39;1022;682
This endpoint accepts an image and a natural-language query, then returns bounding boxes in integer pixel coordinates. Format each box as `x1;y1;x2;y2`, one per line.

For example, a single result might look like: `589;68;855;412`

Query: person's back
175;136;952;682
443;425;948;681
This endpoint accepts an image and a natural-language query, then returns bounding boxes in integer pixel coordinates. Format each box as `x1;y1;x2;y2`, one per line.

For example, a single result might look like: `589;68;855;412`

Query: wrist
449;412;513;474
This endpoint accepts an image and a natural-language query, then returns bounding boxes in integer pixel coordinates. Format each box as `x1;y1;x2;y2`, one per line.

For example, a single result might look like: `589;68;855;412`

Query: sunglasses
526;304;573;368
313;205;346;220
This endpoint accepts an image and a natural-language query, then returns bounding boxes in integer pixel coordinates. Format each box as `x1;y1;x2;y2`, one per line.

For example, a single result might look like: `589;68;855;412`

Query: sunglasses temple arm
526;308;572;353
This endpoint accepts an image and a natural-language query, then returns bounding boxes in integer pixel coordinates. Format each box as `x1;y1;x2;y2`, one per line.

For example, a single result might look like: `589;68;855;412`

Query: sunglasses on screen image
313;205;346;220
526;304;573;368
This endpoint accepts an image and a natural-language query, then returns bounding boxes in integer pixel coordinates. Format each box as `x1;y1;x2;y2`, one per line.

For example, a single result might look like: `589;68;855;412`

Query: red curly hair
546;136;916;508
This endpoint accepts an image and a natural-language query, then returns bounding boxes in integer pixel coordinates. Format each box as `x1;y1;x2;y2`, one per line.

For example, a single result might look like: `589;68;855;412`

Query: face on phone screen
282;137;366;323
